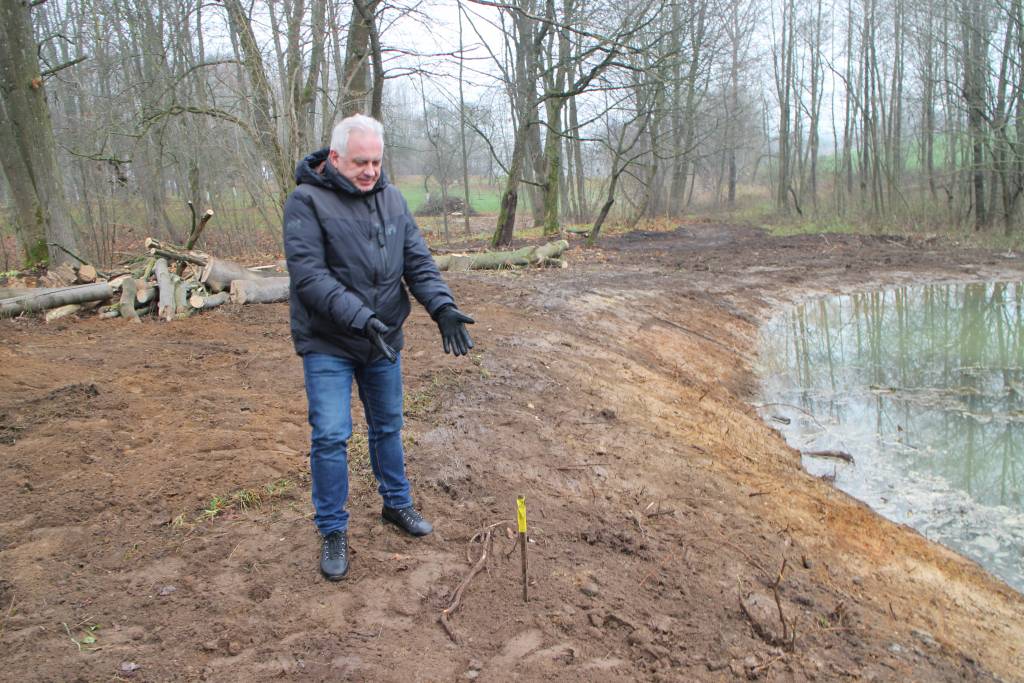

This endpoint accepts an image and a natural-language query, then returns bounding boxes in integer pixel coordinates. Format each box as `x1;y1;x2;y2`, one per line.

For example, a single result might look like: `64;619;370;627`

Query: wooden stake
517;496;528;603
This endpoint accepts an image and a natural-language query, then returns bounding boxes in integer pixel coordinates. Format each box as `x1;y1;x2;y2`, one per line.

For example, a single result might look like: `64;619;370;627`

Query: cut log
76;264;97;283
107;274;132;292
202;257;272;293
40;263;78;287
434;240;569;271
154;258;175;322
189;291;230;310
44;304;82;322
136;280;157;305
0;282;114;318
118;277;140;323
230;277;289;304
173;277;191;318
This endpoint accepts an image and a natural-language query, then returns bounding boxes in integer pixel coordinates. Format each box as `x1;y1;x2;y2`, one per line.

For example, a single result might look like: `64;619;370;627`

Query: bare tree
0;0;80;266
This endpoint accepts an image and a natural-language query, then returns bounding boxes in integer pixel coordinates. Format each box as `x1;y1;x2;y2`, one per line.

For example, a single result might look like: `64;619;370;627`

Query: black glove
364;317;397;363
435;305;475;356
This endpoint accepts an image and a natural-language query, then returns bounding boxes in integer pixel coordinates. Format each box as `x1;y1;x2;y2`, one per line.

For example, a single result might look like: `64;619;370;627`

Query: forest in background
2;0;1024;269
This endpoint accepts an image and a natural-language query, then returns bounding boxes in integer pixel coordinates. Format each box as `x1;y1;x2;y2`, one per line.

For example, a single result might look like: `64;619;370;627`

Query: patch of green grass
470;352;490;379
200;494;229;520
233;488;262;511
188;479;294;524
62;621;101;653
764;214;877;237
123;542;141;561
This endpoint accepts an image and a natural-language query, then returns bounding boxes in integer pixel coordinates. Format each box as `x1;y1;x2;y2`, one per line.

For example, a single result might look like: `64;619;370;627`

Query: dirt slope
1;223;1022;682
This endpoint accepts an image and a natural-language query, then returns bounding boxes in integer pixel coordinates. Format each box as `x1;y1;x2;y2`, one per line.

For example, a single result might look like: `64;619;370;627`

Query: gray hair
330;114;384;155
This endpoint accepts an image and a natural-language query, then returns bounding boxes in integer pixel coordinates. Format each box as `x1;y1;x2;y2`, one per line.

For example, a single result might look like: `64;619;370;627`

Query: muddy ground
2;223;1023;682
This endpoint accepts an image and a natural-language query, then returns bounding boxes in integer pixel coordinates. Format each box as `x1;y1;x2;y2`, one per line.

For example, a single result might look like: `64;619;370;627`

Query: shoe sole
321;567;348;581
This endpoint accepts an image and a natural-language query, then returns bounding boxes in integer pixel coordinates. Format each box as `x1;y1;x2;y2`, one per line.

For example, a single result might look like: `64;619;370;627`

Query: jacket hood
293;147;389;195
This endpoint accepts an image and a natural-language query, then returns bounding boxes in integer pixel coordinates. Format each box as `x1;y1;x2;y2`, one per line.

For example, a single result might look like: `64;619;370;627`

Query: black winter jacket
283;148;455;361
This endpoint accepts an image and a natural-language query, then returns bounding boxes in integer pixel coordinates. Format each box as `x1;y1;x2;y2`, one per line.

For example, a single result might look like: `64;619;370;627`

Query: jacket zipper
368;194;388;363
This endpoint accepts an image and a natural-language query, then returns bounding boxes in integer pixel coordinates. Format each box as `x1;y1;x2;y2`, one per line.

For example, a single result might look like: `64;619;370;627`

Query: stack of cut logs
0;237;570;323
0;237;288;323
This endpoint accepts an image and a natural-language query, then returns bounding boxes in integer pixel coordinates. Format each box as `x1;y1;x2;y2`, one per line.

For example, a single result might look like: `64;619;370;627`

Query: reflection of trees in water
767;282;1024;509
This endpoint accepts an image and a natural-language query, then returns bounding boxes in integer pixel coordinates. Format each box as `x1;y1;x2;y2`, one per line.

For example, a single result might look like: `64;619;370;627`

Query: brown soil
2;223;1023;682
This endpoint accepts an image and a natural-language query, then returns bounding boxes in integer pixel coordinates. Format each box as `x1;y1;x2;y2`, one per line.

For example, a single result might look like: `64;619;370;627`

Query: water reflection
759;282;1024;593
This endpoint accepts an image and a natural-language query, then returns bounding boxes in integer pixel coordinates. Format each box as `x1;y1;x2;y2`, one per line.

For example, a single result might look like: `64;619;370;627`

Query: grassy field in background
7;173;1024;270
395;175;504;215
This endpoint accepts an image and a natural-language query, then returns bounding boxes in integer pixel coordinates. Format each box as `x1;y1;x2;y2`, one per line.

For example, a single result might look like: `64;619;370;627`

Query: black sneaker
320;530;349;581
382;506;433;537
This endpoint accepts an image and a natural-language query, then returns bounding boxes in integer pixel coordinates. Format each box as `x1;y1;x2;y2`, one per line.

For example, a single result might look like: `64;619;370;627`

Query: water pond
758;282;1024;592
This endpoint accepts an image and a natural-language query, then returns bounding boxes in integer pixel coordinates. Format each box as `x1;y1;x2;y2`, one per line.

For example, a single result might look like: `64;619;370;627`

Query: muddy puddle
758;281;1024;593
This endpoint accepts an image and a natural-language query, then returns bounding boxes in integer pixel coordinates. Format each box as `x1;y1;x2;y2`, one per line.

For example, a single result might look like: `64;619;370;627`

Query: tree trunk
230;277;290;304
201;257;272;293
0;0;80;267
0;282;113;318
435;241;568;271
457;6;473;236
962;0;989;229
221;0;290;204
341;0;381;117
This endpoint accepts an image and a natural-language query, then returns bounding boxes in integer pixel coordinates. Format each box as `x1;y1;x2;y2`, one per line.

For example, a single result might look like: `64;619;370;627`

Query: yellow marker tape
517;496;527;534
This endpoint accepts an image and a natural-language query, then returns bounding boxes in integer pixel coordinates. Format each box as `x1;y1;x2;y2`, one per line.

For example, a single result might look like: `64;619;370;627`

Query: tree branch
41;54;88;79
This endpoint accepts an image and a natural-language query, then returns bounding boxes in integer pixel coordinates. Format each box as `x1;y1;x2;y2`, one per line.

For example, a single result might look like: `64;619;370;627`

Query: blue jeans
303;352;413;535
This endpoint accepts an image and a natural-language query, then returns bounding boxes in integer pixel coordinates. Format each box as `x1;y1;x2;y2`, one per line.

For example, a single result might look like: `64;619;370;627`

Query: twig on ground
770;558;798;651
0;593;15;640
441;523;502;643
803;450;855;464
350;625;383;639
751;654;786;675
754;401;830;431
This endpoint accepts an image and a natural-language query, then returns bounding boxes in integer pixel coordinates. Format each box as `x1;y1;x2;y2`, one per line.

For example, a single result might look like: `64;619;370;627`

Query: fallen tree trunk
434;240;569;271
1;286;90;299
0;282;114;318
202;257;272;293
45;304;82;322
189;291;231;310
230;277;289;304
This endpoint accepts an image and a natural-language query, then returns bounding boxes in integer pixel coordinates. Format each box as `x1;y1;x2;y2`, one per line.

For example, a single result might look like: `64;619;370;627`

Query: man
283;114;475;581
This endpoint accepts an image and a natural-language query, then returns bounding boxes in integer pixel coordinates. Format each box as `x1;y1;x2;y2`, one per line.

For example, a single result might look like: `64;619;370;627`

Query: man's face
329;131;383;192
